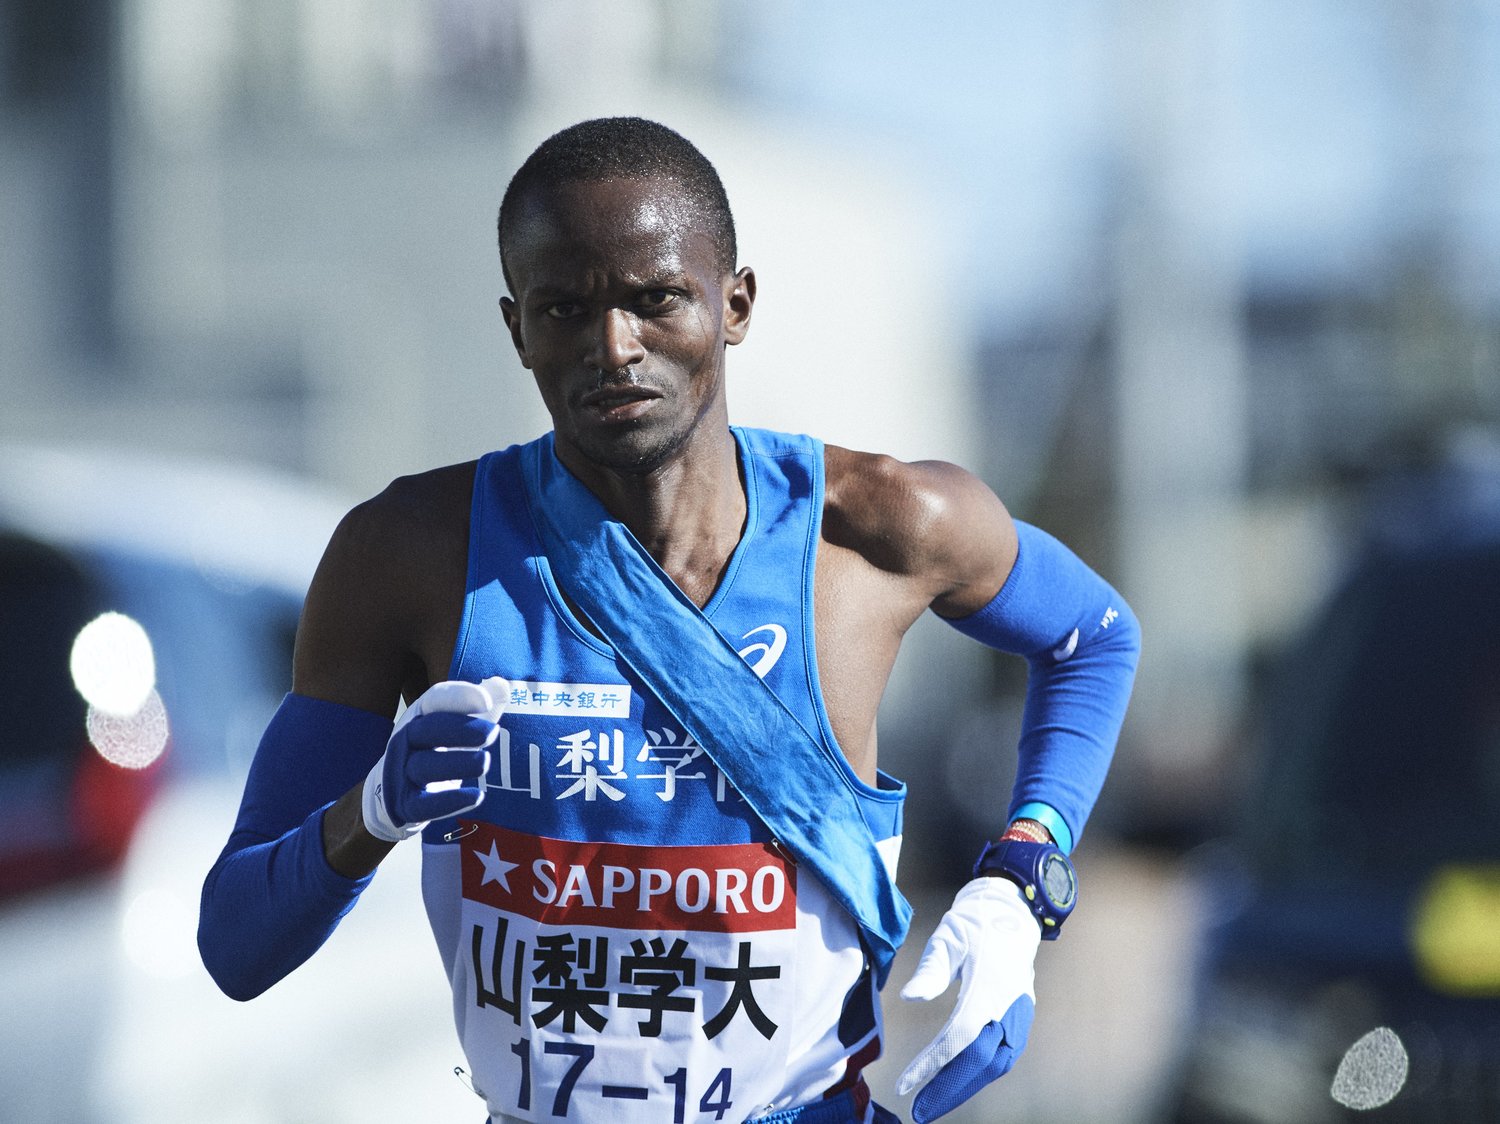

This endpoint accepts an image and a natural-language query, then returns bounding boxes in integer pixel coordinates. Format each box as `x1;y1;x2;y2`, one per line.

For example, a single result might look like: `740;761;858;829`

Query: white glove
360;679;506;843
896;876;1042;1122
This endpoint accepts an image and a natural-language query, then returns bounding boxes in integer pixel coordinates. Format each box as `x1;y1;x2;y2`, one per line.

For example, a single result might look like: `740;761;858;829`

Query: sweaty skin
302;175;1019;877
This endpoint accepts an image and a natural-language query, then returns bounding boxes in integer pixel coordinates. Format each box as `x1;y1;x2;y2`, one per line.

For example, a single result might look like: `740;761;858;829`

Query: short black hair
497;117;737;291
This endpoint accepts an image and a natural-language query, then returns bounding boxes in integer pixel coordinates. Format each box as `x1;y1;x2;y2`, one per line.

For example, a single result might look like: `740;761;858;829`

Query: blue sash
520;434;911;985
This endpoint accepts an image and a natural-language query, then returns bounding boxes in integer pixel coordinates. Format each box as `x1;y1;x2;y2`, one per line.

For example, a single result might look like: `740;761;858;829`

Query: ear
722;267;756;347
499;296;532;369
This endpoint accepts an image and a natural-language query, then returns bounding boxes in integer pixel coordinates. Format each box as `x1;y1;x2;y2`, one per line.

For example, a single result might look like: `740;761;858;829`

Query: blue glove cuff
911;994;1036;1123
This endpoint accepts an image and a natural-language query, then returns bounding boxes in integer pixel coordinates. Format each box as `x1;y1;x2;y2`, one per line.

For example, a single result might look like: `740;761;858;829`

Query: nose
586;307;647;373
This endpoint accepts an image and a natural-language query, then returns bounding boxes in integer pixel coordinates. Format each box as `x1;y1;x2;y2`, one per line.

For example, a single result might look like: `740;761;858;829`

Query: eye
544;301;584;320
636;289;678;312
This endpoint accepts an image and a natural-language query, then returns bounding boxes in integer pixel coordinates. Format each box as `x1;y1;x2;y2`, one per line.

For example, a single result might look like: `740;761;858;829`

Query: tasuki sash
520;433;911;985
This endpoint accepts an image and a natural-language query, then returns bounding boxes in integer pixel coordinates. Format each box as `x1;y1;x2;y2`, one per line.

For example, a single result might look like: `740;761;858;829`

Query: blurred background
3;1;1499;1121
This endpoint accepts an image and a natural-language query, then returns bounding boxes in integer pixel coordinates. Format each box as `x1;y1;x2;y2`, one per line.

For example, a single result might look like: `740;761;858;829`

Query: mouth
577;383;663;423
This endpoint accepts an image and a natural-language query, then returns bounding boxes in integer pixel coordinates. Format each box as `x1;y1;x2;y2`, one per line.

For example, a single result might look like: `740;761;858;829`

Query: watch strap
972;837;1077;939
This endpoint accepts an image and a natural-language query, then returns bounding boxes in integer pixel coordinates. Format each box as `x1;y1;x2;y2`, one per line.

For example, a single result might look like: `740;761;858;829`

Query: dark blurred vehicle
0;444;490;1123
0;527;314;903
0;446;327;899
0;531;160;900
0;444;334;1122
1162;437;1500;1123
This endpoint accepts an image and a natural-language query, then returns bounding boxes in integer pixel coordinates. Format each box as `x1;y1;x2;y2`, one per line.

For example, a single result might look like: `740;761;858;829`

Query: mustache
578;370;663;394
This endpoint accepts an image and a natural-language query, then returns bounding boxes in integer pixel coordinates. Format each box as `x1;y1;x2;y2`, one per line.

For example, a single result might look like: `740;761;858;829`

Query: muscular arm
297;486;441;876
823;447;1020;620
307;463;478;868
199;467;472;999
835;454;1139;1118
815;449;1019;778
821;447;1138;850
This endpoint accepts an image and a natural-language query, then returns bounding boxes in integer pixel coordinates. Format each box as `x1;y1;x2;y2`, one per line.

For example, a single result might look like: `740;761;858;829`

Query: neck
558;421;746;607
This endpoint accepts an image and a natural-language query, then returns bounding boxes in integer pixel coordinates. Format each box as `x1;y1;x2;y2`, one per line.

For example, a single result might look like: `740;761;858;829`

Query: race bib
456;823;798;1123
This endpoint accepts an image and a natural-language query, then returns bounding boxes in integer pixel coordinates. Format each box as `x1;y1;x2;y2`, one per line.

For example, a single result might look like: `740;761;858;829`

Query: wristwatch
972;838;1078;940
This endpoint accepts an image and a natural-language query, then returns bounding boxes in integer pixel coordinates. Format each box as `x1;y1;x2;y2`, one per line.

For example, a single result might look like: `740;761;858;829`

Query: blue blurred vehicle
0;444;333;896
0;529;159;900
0;444;491;1123
0;520;310;904
1163;435;1500;1123
0;444;336;1121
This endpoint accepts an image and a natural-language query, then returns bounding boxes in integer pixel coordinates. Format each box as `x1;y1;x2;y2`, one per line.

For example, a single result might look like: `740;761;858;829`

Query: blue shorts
749;1082;901;1123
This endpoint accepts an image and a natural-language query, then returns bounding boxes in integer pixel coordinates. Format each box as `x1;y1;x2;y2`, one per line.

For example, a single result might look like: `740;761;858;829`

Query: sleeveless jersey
420;427;906;1124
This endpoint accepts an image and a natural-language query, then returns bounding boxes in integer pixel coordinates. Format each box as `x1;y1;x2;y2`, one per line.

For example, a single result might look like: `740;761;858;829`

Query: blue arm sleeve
198;693;394;1000
943;521;1140;853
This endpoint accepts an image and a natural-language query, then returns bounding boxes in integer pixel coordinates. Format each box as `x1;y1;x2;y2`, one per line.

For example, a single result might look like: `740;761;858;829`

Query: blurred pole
1111;0;1250;777
1394;0;1496;418
1;0;119;362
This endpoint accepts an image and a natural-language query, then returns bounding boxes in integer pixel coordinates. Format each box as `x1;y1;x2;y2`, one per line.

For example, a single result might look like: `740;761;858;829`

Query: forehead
506;176;719;290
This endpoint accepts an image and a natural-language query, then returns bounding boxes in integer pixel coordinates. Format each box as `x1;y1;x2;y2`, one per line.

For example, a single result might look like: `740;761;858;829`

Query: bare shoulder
822;444;1016;616
316;461;476;591
348;461;477;548
294;461;478;711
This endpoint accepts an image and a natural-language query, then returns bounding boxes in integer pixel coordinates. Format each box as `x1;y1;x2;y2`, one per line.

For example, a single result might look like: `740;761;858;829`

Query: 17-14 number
510;1039;734;1121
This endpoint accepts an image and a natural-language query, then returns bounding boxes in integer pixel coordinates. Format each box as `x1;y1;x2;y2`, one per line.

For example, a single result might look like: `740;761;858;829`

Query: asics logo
1052;628;1080;662
737;624;787;678
1053;607;1122;662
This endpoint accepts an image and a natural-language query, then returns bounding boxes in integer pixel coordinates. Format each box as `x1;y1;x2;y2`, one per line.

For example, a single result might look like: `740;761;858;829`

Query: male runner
199;117;1139;1124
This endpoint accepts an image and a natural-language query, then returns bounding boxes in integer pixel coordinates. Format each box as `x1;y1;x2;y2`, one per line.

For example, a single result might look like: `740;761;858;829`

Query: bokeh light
86;689;170;770
69;612;157;717
1331;1026;1408;1111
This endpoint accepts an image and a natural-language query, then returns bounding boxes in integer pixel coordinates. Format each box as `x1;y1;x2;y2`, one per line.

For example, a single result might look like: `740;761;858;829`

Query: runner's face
501;176;753;476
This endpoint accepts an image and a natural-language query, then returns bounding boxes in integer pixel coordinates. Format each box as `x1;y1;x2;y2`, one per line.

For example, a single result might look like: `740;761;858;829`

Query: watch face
1041;852;1077;908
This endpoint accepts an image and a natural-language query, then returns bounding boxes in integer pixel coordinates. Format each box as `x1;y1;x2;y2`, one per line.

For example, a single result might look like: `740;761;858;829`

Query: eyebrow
526;270;694;301
525;284;580;301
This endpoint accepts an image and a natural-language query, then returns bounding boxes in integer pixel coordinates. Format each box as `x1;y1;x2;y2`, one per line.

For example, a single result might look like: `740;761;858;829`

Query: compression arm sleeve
198;693;394;1000
943;521;1140;853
